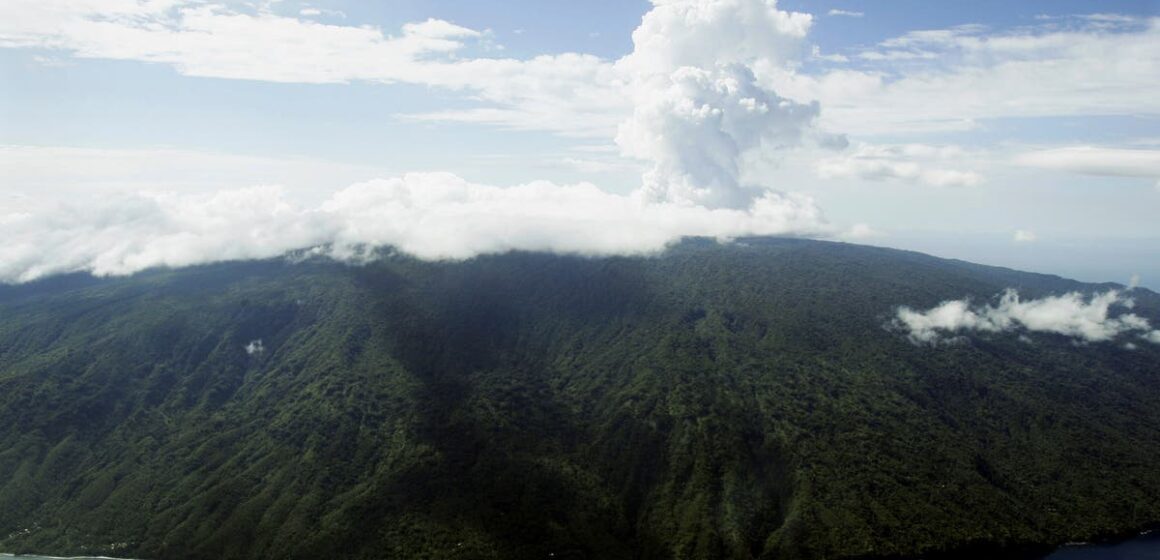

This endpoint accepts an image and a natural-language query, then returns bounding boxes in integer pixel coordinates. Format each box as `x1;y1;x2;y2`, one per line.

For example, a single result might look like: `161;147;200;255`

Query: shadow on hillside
329;256;673;559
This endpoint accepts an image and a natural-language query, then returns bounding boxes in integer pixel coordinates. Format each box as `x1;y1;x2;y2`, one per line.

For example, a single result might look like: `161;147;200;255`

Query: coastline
852;521;1160;560
1044;523;1160;558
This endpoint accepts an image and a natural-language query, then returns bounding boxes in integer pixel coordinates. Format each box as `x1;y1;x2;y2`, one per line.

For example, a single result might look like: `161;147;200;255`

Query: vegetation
0;237;1158;559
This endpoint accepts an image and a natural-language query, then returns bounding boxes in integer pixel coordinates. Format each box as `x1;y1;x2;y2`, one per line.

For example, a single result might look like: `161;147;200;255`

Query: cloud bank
896;289;1160;344
0;173;829;283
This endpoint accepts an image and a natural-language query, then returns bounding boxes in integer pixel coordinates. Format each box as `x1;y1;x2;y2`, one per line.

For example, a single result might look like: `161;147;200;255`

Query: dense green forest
0;237;1158;559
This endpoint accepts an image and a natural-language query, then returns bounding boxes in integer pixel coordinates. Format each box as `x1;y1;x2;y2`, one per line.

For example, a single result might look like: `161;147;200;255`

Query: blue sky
0;0;1157;286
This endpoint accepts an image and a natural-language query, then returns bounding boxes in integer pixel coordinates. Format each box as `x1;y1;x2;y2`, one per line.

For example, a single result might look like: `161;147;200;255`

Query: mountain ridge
1;237;1158;559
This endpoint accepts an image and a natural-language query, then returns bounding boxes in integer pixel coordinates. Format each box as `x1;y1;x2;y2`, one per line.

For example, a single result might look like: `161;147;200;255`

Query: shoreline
1044;523;1160;556
852;521;1160;560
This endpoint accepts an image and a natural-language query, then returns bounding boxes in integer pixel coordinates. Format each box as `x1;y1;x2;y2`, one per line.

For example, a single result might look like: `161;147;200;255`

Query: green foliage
0;238;1158;559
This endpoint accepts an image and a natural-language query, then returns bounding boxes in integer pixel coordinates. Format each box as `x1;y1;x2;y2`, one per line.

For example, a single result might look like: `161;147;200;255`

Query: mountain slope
1;238;1158;559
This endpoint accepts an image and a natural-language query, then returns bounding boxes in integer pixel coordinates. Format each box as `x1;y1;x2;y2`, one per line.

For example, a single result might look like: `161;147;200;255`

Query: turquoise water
1045;532;1160;559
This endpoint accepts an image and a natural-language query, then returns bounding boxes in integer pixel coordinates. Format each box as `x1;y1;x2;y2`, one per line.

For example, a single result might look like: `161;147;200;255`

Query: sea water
1045;531;1160;559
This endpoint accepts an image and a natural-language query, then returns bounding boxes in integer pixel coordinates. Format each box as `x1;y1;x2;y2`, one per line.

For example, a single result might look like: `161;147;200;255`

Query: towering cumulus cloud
896;289;1160;344
617;0;831;208
0;0;836;283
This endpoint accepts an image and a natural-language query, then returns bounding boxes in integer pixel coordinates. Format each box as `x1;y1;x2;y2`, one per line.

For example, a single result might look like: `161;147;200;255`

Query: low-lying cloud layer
896;289;1160;344
0;173;829;283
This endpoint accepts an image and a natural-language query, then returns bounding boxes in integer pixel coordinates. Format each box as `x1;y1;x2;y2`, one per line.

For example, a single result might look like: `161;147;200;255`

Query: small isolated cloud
1080;13;1142;26
856;49;938;61
1038;14;1141;25
895;289;1160;344
245;339;265;355
31;55;72;67
297;6;346;18
810;45;848;63
1013;229;1037;243
841;223;883;240
827;9;863;18
1129;274;1141;289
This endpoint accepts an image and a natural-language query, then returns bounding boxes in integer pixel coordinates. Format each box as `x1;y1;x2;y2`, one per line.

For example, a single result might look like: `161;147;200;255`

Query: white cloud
0;3;479;82
3;1;1153;144
621;0;811;75
0;0;626;138
840;223;883;240
0;173;831;283
0;144;393;200
609;0;836;209
416;0;834;209
0;1;845;282
245;339;265;355
816;143;984;187
827;9;863;18
896;289;1160;344
617;64;824;208
2;1;1155;284
856;50;937;61
1013;229;1037;243
0;0;833;148
765;17;1160;136
552;156;641;175
810;45;848;63
1014;147;1160;179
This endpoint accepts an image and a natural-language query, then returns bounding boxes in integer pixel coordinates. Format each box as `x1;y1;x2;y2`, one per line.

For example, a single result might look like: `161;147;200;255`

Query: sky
1;0;1158;287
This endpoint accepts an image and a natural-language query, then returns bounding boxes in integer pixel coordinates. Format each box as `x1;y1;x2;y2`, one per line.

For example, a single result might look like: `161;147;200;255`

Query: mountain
0;237;1158;560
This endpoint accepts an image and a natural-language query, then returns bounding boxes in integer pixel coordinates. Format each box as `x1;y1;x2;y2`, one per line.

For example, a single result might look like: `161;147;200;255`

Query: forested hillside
1;238;1158;559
